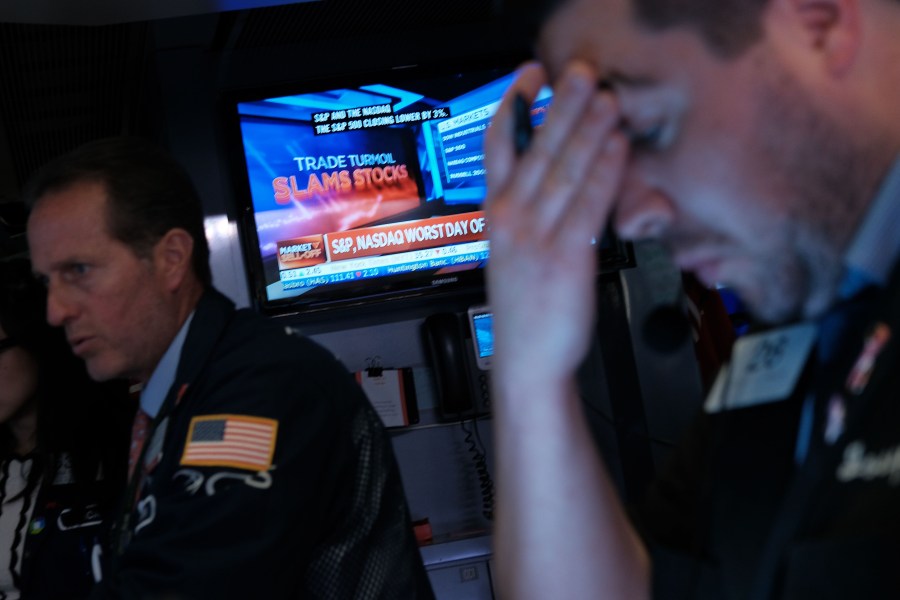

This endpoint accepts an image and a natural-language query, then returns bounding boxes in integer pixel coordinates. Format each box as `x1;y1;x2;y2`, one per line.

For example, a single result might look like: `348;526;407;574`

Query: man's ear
153;228;195;292
774;0;861;75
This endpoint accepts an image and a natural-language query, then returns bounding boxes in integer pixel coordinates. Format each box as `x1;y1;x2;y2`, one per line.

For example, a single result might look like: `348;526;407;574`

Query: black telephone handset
422;312;490;420
514;93;533;155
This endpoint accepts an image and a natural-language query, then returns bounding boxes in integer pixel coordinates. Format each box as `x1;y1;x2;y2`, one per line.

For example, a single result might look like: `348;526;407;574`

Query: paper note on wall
356;368;410;428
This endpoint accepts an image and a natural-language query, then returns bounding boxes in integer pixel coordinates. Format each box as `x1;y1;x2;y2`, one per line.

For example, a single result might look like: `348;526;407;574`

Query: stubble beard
745;60;886;324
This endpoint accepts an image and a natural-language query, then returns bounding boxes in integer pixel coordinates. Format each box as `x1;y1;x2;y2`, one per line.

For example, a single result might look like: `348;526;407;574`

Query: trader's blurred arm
483;60;649;600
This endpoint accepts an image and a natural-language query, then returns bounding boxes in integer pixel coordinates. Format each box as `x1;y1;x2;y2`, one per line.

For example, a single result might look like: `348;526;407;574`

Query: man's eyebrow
600;70;657;90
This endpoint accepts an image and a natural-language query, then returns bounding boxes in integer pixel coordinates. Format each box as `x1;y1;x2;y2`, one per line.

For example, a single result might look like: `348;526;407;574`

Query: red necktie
128;408;152;479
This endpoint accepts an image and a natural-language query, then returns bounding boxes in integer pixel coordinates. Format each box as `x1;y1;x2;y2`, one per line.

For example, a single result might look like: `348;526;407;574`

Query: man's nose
613;175;675;241
46;284;76;327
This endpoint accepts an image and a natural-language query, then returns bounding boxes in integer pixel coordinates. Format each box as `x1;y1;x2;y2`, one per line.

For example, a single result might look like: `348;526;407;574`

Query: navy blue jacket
94;290;433;600
15;459;120;599
641;261;900;599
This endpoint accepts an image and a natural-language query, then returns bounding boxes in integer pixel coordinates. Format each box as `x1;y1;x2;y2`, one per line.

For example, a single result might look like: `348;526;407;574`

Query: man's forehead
28;184;112;261
536;0;653;84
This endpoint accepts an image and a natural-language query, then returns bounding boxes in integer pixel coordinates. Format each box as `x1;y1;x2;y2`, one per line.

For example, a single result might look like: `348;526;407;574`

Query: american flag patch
180;414;278;472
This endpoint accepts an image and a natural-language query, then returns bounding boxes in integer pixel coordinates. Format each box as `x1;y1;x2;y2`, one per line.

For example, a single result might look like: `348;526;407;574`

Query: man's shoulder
224;307;336;361
193;289;335;362
175;301;369;442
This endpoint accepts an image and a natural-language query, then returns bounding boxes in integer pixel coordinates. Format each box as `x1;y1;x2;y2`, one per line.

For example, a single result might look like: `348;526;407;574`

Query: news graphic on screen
231;59;552;313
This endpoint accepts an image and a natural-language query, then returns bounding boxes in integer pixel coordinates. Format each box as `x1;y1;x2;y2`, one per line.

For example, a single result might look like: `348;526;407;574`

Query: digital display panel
228;58;552;314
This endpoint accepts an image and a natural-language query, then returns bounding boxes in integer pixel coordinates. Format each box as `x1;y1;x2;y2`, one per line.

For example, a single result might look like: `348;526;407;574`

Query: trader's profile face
27;180;173;383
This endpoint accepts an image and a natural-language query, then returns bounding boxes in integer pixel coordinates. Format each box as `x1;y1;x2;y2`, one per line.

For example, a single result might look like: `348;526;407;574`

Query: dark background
0;0;534;258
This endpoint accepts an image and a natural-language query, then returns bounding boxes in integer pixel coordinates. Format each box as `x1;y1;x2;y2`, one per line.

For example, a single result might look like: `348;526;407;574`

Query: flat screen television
223;56;632;316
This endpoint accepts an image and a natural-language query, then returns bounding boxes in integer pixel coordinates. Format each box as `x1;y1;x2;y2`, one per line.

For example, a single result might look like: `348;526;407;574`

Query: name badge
706;322;818;413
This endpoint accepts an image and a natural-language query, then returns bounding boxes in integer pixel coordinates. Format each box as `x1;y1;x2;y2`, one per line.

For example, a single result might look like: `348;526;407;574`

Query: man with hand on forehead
483;0;900;597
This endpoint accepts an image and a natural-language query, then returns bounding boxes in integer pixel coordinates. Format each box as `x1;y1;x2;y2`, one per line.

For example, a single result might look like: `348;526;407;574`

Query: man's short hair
511;0;769;58
23;136;212;287
632;0;769;58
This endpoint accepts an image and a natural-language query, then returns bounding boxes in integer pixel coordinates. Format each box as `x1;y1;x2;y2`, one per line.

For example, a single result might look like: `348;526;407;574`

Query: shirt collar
840;155;900;297
140;312;195;418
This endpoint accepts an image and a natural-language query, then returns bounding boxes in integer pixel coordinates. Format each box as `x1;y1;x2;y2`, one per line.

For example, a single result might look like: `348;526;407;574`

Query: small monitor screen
472;312;494;359
227;57;552;315
468;304;493;370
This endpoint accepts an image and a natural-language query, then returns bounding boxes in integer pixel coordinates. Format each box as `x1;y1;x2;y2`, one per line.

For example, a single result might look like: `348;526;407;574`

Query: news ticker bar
279;240;490;291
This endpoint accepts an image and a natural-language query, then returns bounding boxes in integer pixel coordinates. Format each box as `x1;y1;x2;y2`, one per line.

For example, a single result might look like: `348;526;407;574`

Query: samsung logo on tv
431;276;459;287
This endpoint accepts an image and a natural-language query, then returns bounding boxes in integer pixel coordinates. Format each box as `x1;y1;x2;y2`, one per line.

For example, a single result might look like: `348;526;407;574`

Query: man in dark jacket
24;136;434;599
482;0;900;597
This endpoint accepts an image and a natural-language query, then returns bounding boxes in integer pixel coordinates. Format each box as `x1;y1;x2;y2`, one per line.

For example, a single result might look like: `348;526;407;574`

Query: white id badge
705;322;818;413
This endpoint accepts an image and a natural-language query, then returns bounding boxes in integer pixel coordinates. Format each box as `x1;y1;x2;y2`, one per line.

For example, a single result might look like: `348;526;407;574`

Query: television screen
226;57;629;316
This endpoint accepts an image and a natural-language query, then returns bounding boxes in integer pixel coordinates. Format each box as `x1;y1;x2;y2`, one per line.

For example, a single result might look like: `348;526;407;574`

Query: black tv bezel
220;54;635;320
